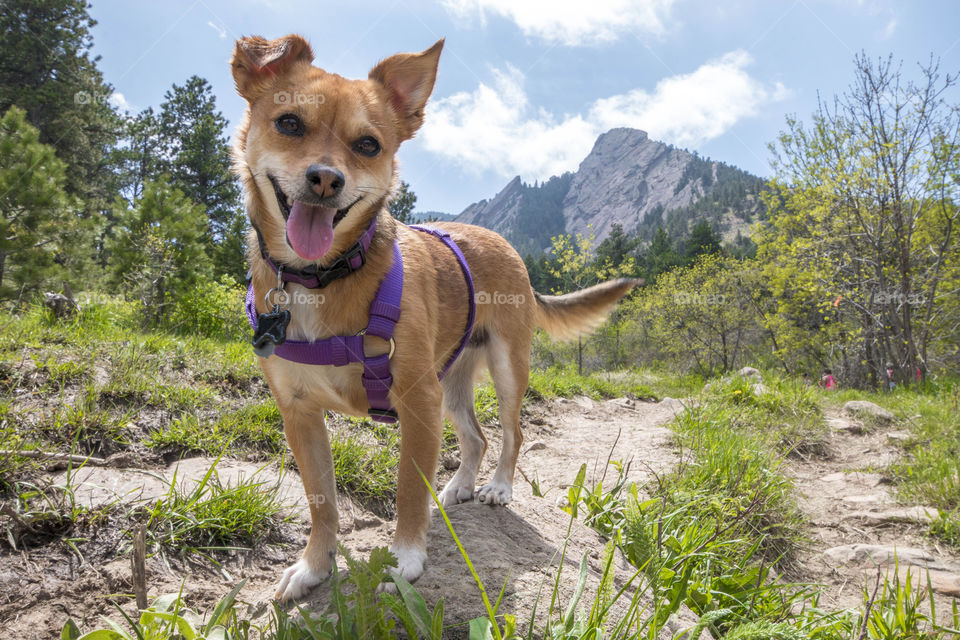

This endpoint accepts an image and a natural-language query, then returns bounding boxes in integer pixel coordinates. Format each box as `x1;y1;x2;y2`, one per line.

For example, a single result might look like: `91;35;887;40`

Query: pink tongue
286;202;337;261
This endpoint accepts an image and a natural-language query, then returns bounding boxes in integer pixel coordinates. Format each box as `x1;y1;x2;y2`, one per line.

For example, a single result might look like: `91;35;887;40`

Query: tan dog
230;34;636;601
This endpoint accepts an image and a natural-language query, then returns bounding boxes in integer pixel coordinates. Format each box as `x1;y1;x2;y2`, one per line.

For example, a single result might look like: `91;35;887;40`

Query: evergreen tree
595;223;638;270
113;107;163;206
685;221;722;260
388;181;417;223
0;107;87;299
107;177;212;324
157;76;244;279
644;227;681;278
0;0;119;211
158;77;241;235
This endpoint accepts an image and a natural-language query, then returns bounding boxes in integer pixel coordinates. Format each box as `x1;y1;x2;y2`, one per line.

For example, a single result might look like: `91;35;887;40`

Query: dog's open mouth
268;175;362;261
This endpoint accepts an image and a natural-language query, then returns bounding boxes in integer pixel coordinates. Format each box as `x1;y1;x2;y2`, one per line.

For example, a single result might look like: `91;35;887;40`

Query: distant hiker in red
821;368;837;390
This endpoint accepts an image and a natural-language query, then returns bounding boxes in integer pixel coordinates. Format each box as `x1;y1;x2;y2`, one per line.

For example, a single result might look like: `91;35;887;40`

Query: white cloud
421;51;788;180
109;92;134;113
422;66;597;179
441;0;676;46
590;50;789;148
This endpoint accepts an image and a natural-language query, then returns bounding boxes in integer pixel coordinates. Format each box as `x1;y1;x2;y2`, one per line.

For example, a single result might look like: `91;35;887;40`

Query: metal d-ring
264;286;291;310
356;329;396;360
264;266;291;310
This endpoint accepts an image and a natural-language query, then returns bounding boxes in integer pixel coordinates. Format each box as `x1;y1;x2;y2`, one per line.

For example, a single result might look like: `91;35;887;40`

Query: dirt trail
3;394;959;637
786;408;960;617
1;396;692;638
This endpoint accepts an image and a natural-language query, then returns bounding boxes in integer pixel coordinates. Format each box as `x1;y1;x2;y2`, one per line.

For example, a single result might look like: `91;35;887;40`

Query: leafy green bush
167;276;248;341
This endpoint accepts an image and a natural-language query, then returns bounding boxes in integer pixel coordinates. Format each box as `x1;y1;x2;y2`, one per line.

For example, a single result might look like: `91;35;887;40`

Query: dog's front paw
477;480;513;505
379;545;428;593
275;559;331;601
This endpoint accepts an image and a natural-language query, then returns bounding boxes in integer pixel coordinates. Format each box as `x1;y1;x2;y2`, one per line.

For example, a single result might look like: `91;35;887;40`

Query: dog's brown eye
353;136;381;157
275;114;304;136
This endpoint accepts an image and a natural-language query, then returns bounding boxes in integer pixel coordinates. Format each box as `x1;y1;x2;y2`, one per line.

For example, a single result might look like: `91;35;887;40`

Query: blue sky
89;0;960;215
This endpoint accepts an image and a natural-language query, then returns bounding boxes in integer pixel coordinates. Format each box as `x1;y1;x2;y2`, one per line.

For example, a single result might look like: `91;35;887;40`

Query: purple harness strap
409;225;476;378
245;223;475;424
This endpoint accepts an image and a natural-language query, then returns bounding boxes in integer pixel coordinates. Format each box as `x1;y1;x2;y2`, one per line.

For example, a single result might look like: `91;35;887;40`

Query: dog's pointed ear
369;39;444;140
232;34;314;101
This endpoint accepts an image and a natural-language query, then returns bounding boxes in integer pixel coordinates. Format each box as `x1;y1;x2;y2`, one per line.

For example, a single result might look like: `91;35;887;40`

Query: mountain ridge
455;128;764;254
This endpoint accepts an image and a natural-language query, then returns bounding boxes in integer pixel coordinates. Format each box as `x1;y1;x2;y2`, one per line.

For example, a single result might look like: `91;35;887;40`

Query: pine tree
113;107;163;206
595;223;638;270
685;221;722;260
388;181;417;223
644;227;680;278
0;0;119;212
107;177;212;324
0;107;87;299
157;76;244;279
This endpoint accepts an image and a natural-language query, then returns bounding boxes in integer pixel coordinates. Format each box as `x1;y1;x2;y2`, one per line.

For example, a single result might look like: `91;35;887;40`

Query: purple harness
245;218;475;423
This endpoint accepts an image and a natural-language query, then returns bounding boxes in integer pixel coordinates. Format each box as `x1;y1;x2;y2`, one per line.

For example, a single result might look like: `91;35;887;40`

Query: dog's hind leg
477;332;528;505
438;346;488;507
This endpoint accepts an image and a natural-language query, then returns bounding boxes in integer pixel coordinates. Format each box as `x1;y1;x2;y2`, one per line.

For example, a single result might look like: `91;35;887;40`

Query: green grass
136;456;290;553
553;374;811;636
526;365;661;401
330;431;400;511
147;400;286;455
7;294;960;638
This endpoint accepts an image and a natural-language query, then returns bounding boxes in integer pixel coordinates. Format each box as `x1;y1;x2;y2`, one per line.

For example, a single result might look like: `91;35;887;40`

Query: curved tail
533;278;639;341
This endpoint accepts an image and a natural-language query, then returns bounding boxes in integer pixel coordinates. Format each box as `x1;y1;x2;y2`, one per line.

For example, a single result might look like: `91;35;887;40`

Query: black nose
305;164;345;200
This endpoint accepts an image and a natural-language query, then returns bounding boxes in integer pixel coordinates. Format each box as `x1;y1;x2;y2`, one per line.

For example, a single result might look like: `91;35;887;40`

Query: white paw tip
389;546;427;583
439;483;476;508
274;559;329;602
477;481;512;505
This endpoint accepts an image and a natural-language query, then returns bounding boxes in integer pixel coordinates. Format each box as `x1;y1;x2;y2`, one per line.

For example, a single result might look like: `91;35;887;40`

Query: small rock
819;472;883;487
354;515;382;530
738;366;762;380
823;544;947;570
523;441;547;454
441;454;458;470
658;397;685;415
751;382;767;395
104;451;140;467
572;395;595;410
886;431;912;443
843;400;895;423
842;506;937;525
827;417;864;434
929;570;960;597
841;493;891;505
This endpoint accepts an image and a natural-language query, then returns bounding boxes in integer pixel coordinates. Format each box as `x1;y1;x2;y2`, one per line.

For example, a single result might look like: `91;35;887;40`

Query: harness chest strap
245;224;475;424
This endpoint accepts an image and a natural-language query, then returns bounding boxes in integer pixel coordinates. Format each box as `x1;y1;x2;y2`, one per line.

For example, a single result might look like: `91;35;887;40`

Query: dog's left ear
369;39;444;140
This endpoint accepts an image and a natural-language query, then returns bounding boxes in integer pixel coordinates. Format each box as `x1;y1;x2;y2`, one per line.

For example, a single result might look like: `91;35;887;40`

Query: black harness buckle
307;240;366;288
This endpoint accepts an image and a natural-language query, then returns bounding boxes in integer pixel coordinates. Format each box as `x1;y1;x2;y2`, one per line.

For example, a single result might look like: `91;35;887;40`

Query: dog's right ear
231;35;314;101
